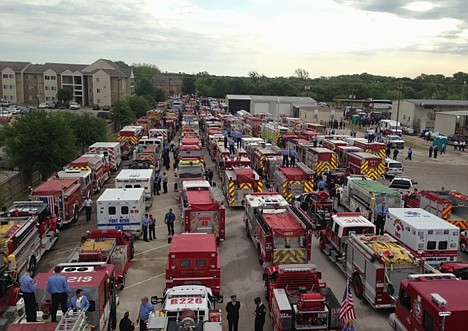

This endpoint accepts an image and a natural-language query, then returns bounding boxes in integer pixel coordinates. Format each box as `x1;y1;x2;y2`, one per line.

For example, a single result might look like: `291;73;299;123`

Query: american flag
339;279;357;322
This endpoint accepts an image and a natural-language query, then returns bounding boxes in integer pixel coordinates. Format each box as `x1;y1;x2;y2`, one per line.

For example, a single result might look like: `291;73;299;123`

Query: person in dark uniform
119;311;135;331
226;295;241;331
374;201;389;235
253;297;266;331
47;266;70;322
19;268;37;322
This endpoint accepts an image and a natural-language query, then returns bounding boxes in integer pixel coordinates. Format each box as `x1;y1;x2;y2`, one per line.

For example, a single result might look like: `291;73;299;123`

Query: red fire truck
0;201;58;275
166;233;221;295
304;147;338;176
69;153;109;193
353;140;386;158
55;168;93;200
251;145;282;179
30;262;117;331
222;166;262;206
67;229;134;290
180;180;226;242
245;203;314;268
265;264;341;331
298;191;333;230
335;146;363;167
89;141;122;172
117;125;144;146
30;178;83;226
272;163;314;202
389;274;468;331
346;152;385;180
322;139;348;152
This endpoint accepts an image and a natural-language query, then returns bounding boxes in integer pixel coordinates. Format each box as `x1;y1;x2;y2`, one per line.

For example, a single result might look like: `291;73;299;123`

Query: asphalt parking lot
35;129;468;331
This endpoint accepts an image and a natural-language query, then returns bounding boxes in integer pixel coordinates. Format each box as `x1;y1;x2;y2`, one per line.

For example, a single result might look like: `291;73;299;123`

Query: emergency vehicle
148;285;223;331
207;134;225;158
405;189;468;231
297;191;333;230
30;262;117;331
69;153;109;193
148;128;168;143
133;144;160;169
221;166;262;206
251;146;283;181
214;142;231;170
319;212;375;261
179;144;203;165
245;202;314;268
30;178;83;226
117;125;144;146
303;123;327;134
177;159;204;182
180;180;226;241
272;163;314;202
96;188;145;238
304;147;338;176
353;140;386;158
166;233;220;295
0;201;58;275
119;140;132;161
336;146;363;167
67;229;134;291
389;274;468;331
261;123;291;145
55;169;93;200
264;264;341;331
240;137;265;150
115;169;154;208
0;268;20;327
337;176;403;220
346;152;384;179
88;142;122;171
321;139;348;152
385;208;459;265
346;233;426;309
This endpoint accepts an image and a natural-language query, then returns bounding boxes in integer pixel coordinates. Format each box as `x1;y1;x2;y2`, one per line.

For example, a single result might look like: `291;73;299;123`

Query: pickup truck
383;135;405;149
389;176;417;195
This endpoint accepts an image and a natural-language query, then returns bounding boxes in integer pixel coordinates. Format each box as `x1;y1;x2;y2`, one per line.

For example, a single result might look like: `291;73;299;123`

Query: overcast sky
3;0;468;78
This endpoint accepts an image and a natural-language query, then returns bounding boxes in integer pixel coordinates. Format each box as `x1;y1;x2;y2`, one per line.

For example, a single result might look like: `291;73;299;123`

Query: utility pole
396;87;402;128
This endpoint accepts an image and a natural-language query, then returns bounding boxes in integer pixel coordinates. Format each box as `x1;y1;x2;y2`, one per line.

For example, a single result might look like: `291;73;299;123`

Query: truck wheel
258;247;263;266
461;241;467;253
119;274;126;290
72;206;79;223
29;256;37;274
246;223;251;239
352;274;364;299
130;245;135;259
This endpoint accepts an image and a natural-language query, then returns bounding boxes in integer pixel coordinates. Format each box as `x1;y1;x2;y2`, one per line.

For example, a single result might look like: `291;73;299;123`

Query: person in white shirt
84;197;92;222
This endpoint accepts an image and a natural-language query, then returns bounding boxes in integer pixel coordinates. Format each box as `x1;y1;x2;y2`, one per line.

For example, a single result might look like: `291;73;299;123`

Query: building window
45;86;50;91
51;76;56;80
97;99;100;103
51;86;57;91
408;116;410;121
28;95;33;101
96;77;100;82
2;85;8;89
45;75;50;80
9;95;13;100
97;88;100;93
403;115;406;119
46;96;50;101
9;85;14;89
2;74;7;79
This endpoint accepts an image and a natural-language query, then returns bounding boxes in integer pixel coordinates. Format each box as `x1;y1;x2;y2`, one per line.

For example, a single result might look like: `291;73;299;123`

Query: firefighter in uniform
253;297;266;331
226;295;241;331
375;200;389;235
20;268;37;322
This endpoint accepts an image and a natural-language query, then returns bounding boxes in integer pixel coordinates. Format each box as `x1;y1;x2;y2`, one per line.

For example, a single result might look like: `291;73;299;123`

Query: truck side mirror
216;295;224;304
150;296;159;305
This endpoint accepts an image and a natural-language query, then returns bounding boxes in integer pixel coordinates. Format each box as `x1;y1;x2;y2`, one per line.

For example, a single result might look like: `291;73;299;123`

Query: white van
115;169;154;208
97;188;145;237
384;158;404;178
380;120;402;135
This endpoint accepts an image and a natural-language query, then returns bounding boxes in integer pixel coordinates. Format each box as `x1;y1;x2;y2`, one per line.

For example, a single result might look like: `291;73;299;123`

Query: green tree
110;100;135;131
67;113;107;153
294;68;310;80
0;111;76;178
135;77;157;97
182;77;196;95
56;88;73;103
128;96;152;118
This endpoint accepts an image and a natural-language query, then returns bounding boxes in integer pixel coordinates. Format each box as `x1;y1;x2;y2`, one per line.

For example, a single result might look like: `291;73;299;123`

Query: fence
0;170;41;206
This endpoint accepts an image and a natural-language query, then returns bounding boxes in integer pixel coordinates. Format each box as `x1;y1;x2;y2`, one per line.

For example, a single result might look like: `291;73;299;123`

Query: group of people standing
224;128;243;154
281;148;297;167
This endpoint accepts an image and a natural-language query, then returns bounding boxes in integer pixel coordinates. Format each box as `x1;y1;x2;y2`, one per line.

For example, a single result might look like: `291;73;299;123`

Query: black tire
258;247;263;266
119;274;126;291
130;244;135;260
246;222;251;239
29;256;37;274
461;241;467;253
72;205;79;223
352;273;364;299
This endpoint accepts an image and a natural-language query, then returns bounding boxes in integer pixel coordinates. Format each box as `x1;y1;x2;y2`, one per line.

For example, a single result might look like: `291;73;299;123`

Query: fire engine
346;233;427;309
321;139;348;152
405;189;468;231
0;201;58;276
304;147;339;175
166;233;220;295
439;261;468;279
88;141;122;171
69;153;109;193
319;212;375;261
30;178;83;226
55;168;93;200
353;140;386;158
251;145;282;179
67;229;134;290
177;159;205;184
221;166;262;207
297;191;333;230
385;208;459;265
25;262;118;331
389;274;468;331
272;163;314;202
346;152;384;179
180;180;226;241
264;264;341;331
117;125;144;146
244;199;314;268
115;169;155;208
148;285;223;331
133;144;160;169
337;176;403;220
261;123;291;145
335;146;363;167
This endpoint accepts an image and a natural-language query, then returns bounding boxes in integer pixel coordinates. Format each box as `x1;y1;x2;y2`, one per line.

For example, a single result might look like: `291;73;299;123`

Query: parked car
383;135;405;149
38;103;48;109
447;134;467;145
0;100;11;107
430;131;446;140
0;110;13;119
69;102;80;110
389;176;417;195
384;158;404;178
92;104;100;110
96;111;110;120
19;106;34;114
7;105;21;114
102;105;110;111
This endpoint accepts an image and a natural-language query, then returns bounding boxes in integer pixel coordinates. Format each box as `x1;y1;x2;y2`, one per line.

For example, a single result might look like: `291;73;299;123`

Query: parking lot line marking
134;243;170;256
126;272;165;290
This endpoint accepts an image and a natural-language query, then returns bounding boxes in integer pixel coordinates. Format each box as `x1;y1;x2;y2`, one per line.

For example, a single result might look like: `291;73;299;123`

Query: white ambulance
97;188;145;238
385;208;459;265
115;169;154;208
89;142;122;171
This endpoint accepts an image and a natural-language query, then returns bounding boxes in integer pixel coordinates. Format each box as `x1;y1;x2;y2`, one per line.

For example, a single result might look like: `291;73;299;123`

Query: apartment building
0;59;134;107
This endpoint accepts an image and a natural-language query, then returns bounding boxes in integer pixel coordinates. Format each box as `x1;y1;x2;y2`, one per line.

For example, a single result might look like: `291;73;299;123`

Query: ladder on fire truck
209;186;225;205
55;310;87;331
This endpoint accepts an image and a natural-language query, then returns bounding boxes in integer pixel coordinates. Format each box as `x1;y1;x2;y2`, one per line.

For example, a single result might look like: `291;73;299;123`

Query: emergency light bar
431;293;447;308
